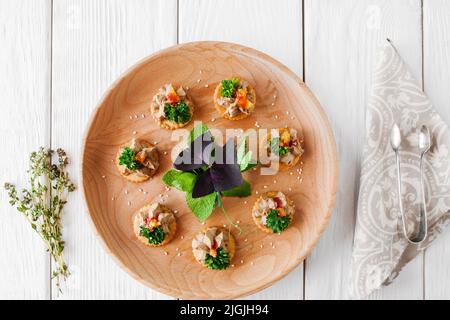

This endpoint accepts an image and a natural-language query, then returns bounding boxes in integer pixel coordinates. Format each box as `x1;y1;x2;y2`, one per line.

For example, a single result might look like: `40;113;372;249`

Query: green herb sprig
220;78;239;98
139;225;165;245
164;101;191;124
205;247;230;270
270;138;289;156
266;209;291;233
4;148;75;292
119;147;142;171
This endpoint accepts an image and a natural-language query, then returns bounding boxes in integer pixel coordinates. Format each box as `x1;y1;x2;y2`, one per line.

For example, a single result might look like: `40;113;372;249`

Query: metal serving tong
390;124;431;244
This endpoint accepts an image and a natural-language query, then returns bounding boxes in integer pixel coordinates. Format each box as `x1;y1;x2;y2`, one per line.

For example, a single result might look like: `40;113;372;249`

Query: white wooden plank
0;0;51;300
51;0;177;299
423;0;450;300
179;0;303;300
304;0;423;299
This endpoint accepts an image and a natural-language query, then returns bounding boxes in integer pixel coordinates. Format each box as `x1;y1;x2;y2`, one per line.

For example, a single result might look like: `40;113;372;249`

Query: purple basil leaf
192;170;216;198
174;131;214;171
213;138;237;165
210;163;243;192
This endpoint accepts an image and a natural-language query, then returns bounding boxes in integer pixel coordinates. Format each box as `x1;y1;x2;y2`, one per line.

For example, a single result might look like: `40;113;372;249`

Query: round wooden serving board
82;42;338;299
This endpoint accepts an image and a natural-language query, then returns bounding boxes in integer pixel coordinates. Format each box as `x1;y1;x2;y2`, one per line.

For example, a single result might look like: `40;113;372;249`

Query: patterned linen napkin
351;41;450;298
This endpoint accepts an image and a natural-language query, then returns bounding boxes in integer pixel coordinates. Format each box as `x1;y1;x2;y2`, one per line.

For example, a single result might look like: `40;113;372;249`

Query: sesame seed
255;191;259;195
125;190;129;195
102;175;106;179
181;236;184;240
271;103;275;106
275;115;279;119
251;262;254;266
202;222;206;225
133;131;137;135
286;111;290;115
177;252;182;257
260;244;263;248
240;260;244;264
297;176;301;180
164;251;168;256
111;197;115;201
270;242;273;246
186;86;190;90
290;172;293;176
223;224;227;228
263;185;268;189
211;118;216;122
134;115;138;119
199;70;203;74
175;248;179;251
144;191;148;195
244;201;248;205
244;238;248;242
129;116;133;120
197;79;201;83
236;220;240;224
138;188;143;192
273;180;277;184
231;264;235;268
174;210;178;214
272;246;276;249
204;84;209;88
141;114;145;118
273;95;277;99
288;187;292;192
127;201;131;206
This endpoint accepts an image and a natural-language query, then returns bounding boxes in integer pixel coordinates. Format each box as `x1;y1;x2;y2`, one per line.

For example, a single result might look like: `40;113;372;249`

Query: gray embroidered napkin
351;41;450;298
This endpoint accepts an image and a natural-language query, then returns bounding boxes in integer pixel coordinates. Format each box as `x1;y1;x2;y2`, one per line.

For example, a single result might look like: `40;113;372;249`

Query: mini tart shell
260;127;304;172
213;81;256;121
193;226;236;269
133;204;177;247
252;191;295;234
151;94;195;130
115;140;159;183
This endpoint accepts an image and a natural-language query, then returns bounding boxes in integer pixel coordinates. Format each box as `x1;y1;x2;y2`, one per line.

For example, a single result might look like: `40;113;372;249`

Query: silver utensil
390;123;431;244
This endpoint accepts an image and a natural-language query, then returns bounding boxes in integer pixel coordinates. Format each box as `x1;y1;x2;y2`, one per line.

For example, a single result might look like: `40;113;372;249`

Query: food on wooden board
151;84;195;129
116;139;160;183
214;77;256;120
262;127;304;171
133;202;177;247
192;227;235;270
252;191;295;234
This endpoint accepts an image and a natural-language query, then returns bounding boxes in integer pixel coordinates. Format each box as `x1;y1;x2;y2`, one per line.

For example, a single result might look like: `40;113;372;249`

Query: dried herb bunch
4;148;75;292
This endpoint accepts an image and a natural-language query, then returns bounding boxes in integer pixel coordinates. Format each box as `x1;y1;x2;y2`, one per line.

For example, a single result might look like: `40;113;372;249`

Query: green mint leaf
220;78;239;98
266;209;291;233
139;225;165;245
205;247;230;270
221;180;251;198
237;136;258;172
162;170;197;192
119;147;142;171
186;191;217;222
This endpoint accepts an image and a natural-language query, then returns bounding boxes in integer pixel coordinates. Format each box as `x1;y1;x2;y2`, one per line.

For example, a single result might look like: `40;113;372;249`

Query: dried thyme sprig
4;147;75;292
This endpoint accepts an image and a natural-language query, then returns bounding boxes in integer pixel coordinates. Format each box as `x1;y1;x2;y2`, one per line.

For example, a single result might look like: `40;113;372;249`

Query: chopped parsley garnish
220;78;239;98
266;209;291;233
270;138;289;156
119;147;142;171
164;101;191;124
205;247;230;270
139;225;165;245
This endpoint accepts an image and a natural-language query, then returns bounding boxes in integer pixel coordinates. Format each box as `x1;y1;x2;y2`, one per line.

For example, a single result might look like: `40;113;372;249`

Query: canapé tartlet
252;191;295;234
133;202;177;247
192;227;235;270
116;138;159;183
213;77;256;120
151;84;195;130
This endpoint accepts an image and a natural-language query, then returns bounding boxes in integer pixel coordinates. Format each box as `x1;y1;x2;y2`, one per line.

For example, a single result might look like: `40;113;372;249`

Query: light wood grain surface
1;0;450;300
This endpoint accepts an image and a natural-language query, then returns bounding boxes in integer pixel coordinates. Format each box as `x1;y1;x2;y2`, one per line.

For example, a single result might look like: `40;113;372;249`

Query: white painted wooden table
1;0;450;300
